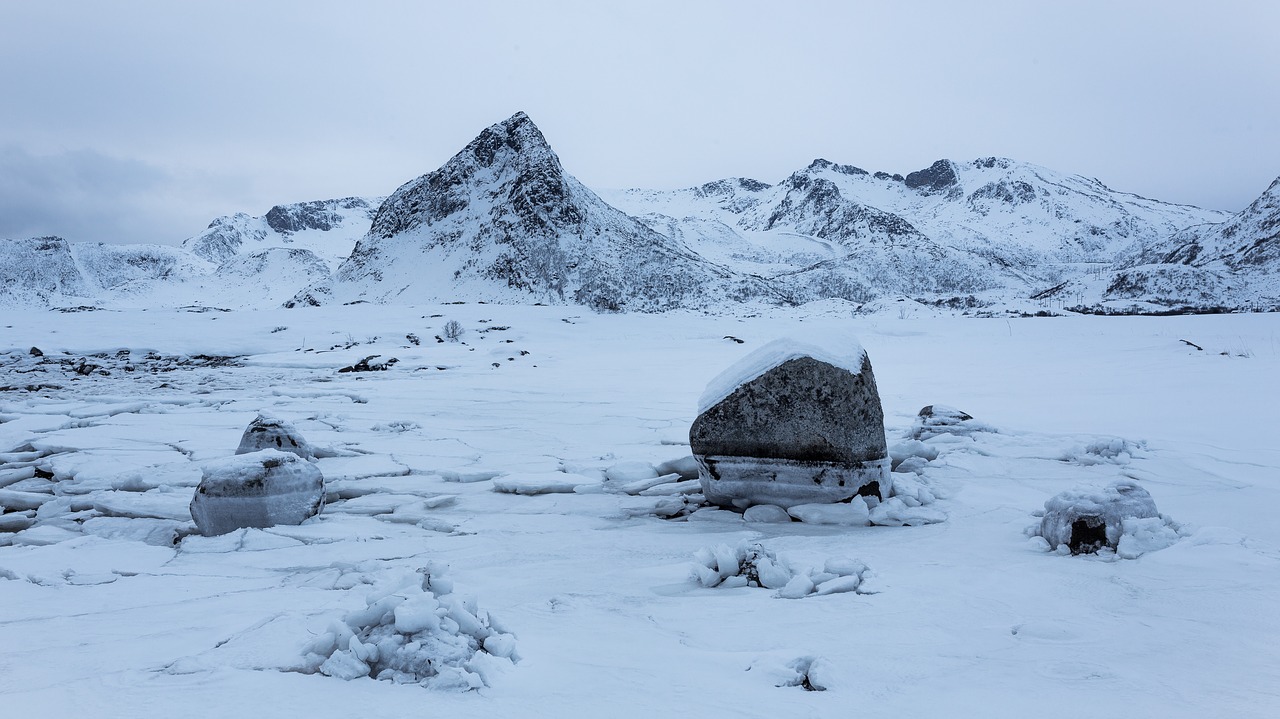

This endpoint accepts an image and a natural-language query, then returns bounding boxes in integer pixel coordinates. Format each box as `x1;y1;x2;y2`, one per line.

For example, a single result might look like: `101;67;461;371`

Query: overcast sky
2;0;1277;245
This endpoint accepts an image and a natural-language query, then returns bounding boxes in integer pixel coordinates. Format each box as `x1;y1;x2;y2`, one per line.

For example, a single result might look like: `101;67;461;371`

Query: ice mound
691;541;873;599
1059;437;1147;466
236;413;315;460
189;449;325;536
1033;480;1178;556
304;562;518;690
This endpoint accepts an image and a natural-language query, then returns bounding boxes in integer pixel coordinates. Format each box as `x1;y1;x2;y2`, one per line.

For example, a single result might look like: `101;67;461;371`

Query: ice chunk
788;499;871;526
492;472;583;495
604;461;658;483
869;497;946;526
743;504;792;523
1116;516;1183;559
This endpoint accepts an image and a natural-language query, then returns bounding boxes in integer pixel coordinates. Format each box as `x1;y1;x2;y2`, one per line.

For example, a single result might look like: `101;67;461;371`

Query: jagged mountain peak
367;111;571;241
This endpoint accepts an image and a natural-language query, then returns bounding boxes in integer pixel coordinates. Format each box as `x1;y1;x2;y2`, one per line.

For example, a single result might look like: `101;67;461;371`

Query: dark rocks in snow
237;413;316;460
691;337;888;509
1037;480;1159;555
189;449;325;536
904;160;959;193
28;347;43;357
338;355;399;373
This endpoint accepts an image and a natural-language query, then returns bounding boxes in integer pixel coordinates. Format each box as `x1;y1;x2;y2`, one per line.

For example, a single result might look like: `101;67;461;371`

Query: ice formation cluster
304;562;518;690
692;541;873;599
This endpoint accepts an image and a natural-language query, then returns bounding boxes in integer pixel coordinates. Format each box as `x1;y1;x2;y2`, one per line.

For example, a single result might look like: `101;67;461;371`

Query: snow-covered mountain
183;196;380;271
1;112;1274;313
291;112;783;311
1039;176;1280;311
602;156;1229;291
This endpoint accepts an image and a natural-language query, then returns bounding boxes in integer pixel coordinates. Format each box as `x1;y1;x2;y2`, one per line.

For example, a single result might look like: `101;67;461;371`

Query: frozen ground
1;304;1277;717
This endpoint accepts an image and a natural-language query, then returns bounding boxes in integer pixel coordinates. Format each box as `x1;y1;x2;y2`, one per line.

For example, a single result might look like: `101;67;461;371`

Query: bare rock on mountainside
691;333;888;509
190;449;325;536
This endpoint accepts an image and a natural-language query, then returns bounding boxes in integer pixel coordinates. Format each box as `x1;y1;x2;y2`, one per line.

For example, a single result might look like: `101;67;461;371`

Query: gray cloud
1;0;1277;246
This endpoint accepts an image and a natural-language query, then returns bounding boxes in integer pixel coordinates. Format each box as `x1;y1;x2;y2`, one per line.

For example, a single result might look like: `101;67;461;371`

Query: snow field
0;305;1278;716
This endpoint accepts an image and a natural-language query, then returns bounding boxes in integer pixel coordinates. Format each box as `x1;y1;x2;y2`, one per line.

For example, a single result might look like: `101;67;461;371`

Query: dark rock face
265;198;371;234
904;160;959;192
236;414;316;460
190;449;325;536
690;355;888;509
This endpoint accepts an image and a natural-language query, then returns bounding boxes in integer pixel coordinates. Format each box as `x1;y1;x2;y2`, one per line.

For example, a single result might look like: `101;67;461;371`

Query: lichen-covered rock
236;413;315;460
190;449;325;536
1037;480;1159;555
690;333;888;509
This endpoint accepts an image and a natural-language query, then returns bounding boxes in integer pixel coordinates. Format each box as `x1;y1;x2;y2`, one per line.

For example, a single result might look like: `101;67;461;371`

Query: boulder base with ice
190;449;326;536
690;333;888;509
1037;480;1159;555
236;413;315;460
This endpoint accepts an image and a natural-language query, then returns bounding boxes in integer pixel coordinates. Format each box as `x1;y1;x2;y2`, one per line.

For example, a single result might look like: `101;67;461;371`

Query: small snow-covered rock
236;413;316;460
1035;480;1161;555
189;449;326;536
909;405;994;440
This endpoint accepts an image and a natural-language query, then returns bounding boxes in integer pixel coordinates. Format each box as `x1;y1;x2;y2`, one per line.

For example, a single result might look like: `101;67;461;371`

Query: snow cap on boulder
190;449;325;536
690;329;888;509
236;413;315;460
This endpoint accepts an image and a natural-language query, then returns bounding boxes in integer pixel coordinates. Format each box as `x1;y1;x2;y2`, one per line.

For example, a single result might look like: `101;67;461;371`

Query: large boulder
236;413;315;460
1037;480;1159;554
190;449;325;536
690;332;888;509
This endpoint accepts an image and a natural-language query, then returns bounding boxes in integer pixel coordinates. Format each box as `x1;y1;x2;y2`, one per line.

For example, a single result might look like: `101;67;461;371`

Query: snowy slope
295;113;784;311
0;236;94;308
1042;176;1280;311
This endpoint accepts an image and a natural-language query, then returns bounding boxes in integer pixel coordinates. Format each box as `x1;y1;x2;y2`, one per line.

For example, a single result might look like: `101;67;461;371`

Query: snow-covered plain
1;304;1278;717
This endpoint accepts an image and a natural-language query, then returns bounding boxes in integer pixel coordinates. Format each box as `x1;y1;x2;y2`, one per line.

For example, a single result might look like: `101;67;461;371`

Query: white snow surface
1;305;1279;717
696;329;867;413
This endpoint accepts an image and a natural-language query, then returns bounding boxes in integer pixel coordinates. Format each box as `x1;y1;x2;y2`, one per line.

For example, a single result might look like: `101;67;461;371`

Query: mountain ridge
2;112;1275;314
